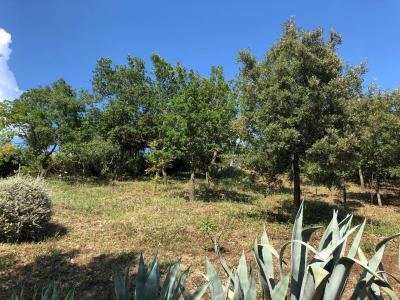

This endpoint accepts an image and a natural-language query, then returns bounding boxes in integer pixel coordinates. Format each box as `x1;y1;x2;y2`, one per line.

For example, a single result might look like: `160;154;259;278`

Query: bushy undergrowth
11;203;400;299
0;175;52;241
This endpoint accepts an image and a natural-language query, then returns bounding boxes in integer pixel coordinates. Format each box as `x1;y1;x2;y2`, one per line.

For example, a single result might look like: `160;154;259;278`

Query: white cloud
0;28;21;101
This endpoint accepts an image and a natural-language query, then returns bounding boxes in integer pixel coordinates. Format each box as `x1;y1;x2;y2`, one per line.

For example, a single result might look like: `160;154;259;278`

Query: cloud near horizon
0;28;21;101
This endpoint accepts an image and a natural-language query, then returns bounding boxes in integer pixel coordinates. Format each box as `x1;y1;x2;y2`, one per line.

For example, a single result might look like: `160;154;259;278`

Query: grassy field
0;175;399;298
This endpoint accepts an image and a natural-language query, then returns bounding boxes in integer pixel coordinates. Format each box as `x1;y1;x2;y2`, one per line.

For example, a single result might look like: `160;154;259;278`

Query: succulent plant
9;203;400;299
207;202;400;299
11;284;74;300
114;254;208;300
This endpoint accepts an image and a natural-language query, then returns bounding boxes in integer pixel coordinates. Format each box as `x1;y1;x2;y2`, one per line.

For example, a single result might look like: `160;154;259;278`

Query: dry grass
0;176;399;298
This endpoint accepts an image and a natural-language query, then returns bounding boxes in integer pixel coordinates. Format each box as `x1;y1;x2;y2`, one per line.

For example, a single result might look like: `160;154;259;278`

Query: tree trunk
292;153;301;217
161;167;167;185
376;177;382;206
153;172;159;193
38;160;47;177
342;184;347;209
205;171;211;187
358;166;365;189
206;150;218;188
369;177;375;203
189;172;195;201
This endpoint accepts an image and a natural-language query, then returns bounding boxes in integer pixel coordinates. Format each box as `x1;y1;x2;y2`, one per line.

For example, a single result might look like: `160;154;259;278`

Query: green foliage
144;140;174;178
238;20;365;209
2;79;85;175
91;56;155;176
0;175;52;241
357;88;400;181
0;143;21;177
53;136;119;177
305;129;358;190
197;217;218;237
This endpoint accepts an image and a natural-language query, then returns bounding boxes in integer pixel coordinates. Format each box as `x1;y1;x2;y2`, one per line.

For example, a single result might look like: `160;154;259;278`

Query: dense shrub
0;144;20;177
0;175;52;241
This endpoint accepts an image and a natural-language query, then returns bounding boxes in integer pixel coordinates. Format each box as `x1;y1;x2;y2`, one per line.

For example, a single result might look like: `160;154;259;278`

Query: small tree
170;69;236;201
144;140;175;187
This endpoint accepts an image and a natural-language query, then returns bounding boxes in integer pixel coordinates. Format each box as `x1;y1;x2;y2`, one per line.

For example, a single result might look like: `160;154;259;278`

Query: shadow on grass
0;222;68;244
242;198;366;226
347;191;400;207
0;250;141;299
197;188;255;203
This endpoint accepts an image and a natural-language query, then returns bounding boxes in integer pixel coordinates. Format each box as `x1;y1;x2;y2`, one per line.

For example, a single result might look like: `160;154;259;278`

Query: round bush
0;175;52;241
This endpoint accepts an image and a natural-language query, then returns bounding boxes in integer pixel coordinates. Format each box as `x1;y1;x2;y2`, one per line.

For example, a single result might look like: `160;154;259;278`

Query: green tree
170;68;236;200
305;129;358;207
2;79;84;176
149;54;188;183
92;56;155;176
238;20;364;214
357;88;400;206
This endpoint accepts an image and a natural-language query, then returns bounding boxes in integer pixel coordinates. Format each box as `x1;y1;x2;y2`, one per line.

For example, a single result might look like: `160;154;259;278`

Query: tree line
1;21;399;210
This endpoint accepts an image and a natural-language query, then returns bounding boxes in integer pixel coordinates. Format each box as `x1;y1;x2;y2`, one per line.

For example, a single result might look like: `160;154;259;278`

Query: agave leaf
50;284;59;300
377;271;400;285
302;226;323;244
237;252;249;293
357;248;368;265
160;259;181;300
375;233;400;251
206;258;226;300
348;220;367;258
64;289;75;300
42;283;53;300
143;257;160;300
271;274;290;300
300;265;330;300
254;240;274;300
182;283;210;300
346;254;392;300
114;270;125;300
322;220;366;300
255;227;276;294
318;211;338;252
338;215;354;257
215;242;235;286
233;272;244;300
291;201;305;300
135;254;147;300
380;286;399;300
331;212;340;245
317;225;359;263
338;214;353;237
172;266;191;300
245;267;257;300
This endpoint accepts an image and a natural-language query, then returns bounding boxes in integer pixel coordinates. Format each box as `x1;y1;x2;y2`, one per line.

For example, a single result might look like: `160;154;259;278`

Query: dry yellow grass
0;176;399;298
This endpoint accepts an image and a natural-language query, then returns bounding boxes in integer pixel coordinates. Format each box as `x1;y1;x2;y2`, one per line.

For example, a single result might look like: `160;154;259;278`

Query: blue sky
1;0;399;99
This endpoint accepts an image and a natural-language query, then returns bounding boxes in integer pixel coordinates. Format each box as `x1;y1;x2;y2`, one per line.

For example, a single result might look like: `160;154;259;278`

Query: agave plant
11;284;74;300
114;254;208;300
9;203;400;299
208;202;400;299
